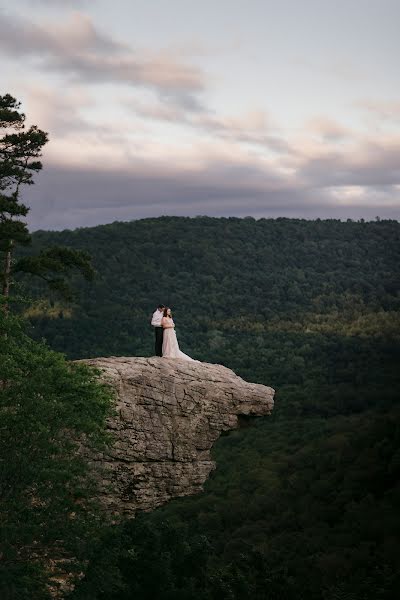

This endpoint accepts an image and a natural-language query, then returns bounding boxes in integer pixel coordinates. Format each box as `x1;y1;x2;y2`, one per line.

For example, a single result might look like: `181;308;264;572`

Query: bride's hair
163;307;172;317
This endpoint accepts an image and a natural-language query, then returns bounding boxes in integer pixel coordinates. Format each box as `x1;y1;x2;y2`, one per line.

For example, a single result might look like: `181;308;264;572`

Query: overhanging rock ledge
79;356;275;519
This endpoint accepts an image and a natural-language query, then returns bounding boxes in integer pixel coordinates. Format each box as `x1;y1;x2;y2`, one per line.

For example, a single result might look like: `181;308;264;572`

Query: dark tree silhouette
0;93;94;312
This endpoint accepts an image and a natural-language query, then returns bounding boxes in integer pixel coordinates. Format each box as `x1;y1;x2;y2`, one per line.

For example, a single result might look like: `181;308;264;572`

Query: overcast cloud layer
1;0;399;230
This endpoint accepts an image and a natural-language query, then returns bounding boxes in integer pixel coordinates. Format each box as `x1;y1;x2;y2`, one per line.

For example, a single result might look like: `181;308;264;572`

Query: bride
161;307;196;361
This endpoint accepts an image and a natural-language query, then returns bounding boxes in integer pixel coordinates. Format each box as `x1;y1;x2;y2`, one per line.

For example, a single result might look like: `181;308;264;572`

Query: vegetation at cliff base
0;310;115;600
72;410;400;600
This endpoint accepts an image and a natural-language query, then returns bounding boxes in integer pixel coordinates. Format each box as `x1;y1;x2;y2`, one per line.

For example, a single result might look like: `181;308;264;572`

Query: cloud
298;139;400;187
125;95;292;154
306;116;349;141
357;100;400;124
19;162;306;231
192;112;292;154
0;10;122;56
9;80;398;230
127;98;189;123
2;7;398;227
22;150;399;231
21;83;97;137
9;77;398;230
29;0;89;3
0;11;205;98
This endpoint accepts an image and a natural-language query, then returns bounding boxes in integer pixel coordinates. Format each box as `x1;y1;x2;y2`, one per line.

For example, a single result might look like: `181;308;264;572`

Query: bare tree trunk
2;242;13;313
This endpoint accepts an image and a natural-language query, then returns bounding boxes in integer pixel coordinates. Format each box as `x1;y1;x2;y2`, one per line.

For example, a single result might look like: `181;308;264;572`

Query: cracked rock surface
80;357;275;519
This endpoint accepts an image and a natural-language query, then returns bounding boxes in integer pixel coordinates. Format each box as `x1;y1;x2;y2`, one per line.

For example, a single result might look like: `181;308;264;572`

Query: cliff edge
80;357;275;519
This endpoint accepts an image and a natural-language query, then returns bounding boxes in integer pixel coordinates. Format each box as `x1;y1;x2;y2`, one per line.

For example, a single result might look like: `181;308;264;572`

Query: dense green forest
0;310;115;600
16;217;400;598
23;216;400;360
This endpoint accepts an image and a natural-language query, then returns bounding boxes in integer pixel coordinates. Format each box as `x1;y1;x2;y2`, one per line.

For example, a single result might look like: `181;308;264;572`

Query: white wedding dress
162;318;196;361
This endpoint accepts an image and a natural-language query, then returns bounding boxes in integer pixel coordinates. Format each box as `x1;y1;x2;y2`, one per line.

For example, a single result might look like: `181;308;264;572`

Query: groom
151;304;165;356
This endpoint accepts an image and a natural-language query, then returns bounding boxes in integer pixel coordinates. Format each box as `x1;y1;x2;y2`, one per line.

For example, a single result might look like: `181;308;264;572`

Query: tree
0;94;94;311
0;94;46;302
0;309;115;599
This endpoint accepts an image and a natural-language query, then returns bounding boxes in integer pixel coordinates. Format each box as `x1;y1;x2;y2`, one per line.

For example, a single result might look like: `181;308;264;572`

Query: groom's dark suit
151;308;164;356
154;327;163;357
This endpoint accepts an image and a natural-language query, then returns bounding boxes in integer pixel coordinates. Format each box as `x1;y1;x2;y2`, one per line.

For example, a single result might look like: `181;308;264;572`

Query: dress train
162;324;196;361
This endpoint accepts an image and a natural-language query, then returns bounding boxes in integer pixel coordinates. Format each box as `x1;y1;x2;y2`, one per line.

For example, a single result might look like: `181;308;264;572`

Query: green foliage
0;310;115;599
23;216;400;359
0;94;47;254
16;216;400;598
24;217;400;421
15;246;95;301
73;411;400;600
0;93;94;305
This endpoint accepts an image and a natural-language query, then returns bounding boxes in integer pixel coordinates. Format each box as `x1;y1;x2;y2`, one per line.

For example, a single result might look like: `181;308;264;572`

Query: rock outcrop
81;357;274;519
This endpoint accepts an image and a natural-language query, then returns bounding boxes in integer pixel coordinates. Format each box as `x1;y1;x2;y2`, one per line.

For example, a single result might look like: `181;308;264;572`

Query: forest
4;216;400;599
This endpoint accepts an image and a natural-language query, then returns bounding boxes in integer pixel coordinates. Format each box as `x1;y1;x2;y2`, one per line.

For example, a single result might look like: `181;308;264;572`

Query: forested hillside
24;216;399;357
22;217;400;599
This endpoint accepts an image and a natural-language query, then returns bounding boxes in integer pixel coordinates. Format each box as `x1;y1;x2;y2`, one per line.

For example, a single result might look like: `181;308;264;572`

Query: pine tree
0;94;47;305
0;93;94;311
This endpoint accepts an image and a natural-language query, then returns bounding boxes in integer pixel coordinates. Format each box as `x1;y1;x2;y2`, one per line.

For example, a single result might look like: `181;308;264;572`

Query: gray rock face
81;357;274;519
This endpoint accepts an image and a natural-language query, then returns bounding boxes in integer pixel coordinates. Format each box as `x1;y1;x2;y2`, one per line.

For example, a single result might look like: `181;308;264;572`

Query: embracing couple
151;304;197;362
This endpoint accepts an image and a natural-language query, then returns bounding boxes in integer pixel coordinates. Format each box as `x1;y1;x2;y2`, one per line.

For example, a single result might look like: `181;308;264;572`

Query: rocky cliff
80;357;274;520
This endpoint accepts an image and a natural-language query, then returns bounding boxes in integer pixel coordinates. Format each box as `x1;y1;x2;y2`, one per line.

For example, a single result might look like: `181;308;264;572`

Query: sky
1;0;399;230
